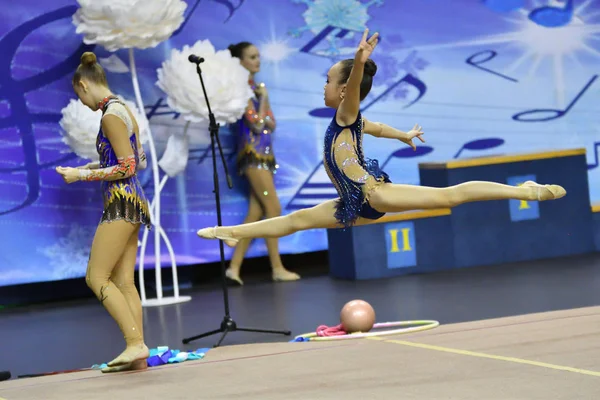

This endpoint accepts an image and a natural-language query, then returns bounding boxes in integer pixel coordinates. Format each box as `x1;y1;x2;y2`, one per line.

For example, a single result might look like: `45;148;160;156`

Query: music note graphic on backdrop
512;75;597;122
378;146;434;186
286;163;339;210
453;138;504;158
189;142;237;165
466;50;518;83
482;0;525;13
587;142;600;170
298;25;354;57
285;138;504;210
145;98;181;120
0;6;93;216
144;98;237;165
309;73;427;118
528;0;574;28
172;0;244;33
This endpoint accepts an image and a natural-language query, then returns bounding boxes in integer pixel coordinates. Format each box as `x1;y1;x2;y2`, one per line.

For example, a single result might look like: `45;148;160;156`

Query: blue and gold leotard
323;111;390;228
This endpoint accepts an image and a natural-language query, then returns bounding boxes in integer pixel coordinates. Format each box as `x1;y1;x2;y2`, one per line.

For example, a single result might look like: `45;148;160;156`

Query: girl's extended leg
198;199;343;242
245;168;300;281
368;180;566;213
198;180;565;243
86;220;149;367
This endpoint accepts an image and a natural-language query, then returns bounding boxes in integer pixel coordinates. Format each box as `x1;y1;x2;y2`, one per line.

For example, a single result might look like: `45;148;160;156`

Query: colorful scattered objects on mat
91;346;211;370
290;324;348;342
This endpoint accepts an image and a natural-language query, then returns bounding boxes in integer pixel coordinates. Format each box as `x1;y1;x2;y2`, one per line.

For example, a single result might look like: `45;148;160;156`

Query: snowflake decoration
290;0;383;56
298;0;430;106
387;50;429;101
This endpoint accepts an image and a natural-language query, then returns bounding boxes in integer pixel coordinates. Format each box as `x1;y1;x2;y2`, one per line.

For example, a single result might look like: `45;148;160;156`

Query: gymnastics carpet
1;306;599;399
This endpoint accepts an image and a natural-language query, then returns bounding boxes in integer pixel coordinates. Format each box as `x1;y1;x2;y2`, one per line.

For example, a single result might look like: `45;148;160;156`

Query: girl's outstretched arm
337;29;379;126
363;118;425;150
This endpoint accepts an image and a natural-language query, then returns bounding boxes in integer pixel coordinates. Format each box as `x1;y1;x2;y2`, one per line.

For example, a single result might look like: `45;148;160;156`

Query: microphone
0;370;11;381
188;54;205;64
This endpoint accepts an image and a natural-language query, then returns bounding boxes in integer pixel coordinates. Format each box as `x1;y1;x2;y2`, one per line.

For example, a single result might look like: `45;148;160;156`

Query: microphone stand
182;56;291;348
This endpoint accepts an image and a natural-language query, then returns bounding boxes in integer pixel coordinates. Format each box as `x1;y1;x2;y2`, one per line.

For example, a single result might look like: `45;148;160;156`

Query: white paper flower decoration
156;39;253;125
59;99;101;160
72;0;187;52
59;96;150;160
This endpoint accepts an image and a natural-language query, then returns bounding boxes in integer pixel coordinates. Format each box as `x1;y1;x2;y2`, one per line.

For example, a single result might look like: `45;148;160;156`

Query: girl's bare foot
226;268;244;285
101;359;148;373
272;268;301;282
521;181;566;201
197;226;238;247
107;343;149;367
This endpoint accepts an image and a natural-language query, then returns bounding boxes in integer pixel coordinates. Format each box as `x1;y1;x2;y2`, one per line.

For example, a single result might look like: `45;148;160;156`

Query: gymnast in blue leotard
197;29;566;245
322;107;391;228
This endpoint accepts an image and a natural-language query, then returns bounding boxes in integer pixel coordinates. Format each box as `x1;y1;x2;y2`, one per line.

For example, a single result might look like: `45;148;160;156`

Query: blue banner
1;0;599;286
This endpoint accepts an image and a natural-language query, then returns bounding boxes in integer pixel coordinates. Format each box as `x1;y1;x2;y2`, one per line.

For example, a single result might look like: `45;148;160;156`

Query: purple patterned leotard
230;80;278;175
95;97;151;229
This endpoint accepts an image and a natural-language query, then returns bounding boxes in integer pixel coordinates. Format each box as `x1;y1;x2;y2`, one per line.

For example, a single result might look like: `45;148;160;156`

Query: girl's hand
55;166;80;184
355;29;379;64
254;82;268;99
402;124;425;150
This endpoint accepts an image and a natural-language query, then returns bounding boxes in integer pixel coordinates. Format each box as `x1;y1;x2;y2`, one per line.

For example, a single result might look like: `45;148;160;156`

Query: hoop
293;320;440;341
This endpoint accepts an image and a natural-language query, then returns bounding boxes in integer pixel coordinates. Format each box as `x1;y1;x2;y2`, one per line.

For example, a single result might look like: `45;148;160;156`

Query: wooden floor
3;253;600;398
1;306;599;399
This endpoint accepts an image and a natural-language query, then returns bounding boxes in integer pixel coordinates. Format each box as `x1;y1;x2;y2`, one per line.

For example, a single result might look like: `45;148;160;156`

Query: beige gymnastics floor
1;306;599;400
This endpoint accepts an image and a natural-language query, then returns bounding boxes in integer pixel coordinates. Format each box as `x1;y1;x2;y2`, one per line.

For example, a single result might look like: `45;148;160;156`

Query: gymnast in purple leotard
225;41;300;285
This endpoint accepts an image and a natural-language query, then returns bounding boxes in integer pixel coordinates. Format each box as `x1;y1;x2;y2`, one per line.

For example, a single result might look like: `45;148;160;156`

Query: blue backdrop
1;0;599;287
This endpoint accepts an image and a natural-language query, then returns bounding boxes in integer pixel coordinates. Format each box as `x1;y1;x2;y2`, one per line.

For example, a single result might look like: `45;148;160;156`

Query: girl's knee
442;187;462;207
113;278;135;293
288;210;305;231
289;207;315;230
86;276;109;300
86;269;108;295
85;274;93;290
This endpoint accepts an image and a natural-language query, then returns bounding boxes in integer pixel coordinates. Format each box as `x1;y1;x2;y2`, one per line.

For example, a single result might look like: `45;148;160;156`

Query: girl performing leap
56;52;150;373
197;30;566;246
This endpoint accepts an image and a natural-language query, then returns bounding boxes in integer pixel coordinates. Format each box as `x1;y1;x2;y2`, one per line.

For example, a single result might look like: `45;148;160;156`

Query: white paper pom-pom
59;96;149;160
59;99;102;160
72;0;187;52
156;39;253;125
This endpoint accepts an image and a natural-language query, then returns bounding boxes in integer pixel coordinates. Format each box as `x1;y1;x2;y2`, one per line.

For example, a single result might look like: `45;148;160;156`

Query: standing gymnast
196;29;566;246
56;52;150;373
226;41;300;285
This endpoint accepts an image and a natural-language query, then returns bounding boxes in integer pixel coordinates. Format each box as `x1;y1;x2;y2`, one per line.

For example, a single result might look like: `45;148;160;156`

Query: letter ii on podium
507;174;540;221
385;221;417;269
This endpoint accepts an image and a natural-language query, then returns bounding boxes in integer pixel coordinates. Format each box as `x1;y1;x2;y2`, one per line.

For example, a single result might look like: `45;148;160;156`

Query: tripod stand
182;55;291;348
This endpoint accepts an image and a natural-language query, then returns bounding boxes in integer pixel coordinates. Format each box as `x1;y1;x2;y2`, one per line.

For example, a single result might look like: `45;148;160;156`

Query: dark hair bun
364;59;377;77
228;41;253;59
81;52;97;66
